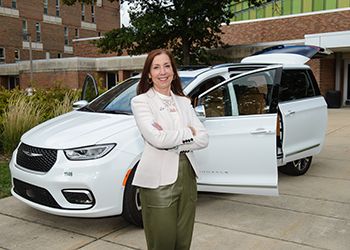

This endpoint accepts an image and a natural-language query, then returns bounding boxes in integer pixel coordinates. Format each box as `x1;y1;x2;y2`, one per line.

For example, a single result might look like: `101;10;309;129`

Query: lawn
0;161;11;198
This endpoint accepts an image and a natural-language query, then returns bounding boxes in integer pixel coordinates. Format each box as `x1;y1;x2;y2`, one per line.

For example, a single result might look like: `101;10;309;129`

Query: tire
279;156;312;176
122;167;143;227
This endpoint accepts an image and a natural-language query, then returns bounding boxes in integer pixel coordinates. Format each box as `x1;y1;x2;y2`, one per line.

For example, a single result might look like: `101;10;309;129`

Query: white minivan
9;45;328;226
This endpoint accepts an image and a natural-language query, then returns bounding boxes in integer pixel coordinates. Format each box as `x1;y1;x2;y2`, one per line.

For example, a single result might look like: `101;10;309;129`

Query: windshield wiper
100;110;132;115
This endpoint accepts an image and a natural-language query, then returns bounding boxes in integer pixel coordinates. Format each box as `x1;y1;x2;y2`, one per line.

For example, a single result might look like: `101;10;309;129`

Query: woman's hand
188;126;196;136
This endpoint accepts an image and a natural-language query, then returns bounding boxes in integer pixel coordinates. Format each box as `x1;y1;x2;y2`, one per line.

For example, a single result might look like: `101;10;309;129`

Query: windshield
79;76;195;114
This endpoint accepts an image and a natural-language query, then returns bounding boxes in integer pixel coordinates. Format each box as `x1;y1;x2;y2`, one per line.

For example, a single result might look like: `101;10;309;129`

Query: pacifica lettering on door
199;170;229;174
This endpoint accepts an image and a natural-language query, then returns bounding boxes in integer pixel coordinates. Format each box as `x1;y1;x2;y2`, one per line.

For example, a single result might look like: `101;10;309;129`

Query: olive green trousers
140;154;197;250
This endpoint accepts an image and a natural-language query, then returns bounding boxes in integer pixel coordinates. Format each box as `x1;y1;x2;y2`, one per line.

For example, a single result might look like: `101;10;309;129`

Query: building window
12;0;16;9
75;28;79;39
91;4;95;23
98;31;101;37
36;22;41;42
8;76;19;90
64;27;69;45
0;0;3;7
81;1;85;21
56;0;60;17
57;53;62;58
14;49;20;62
22;19;28;41
0;48;5;63
44;0;48;15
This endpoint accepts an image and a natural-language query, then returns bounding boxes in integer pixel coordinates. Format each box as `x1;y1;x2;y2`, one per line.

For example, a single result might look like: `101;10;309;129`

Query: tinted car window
278;70;315;102
189;76;225;104
201;84;232;117
200;68;278;117
80;76;195;114
83;78;139;114
234;70;276;115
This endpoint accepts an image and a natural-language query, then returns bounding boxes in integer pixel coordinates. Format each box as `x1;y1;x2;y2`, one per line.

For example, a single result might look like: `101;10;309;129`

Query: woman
131;49;209;250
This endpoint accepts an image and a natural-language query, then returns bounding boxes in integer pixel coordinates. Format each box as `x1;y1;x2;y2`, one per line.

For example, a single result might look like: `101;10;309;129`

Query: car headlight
64;144;116;161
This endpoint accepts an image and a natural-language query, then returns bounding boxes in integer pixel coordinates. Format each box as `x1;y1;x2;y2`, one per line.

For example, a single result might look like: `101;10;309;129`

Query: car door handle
285;110;296;117
250;129;273;135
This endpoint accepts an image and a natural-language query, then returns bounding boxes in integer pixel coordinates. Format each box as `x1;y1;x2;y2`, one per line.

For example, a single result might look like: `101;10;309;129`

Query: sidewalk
0;109;349;250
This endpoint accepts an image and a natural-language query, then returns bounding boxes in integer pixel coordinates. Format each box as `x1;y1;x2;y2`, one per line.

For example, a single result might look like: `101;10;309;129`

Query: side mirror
194;105;206;122
72;100;89;110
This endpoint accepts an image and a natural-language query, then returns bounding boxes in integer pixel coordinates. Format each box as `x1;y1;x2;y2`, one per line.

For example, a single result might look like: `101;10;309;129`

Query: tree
63;0;269;65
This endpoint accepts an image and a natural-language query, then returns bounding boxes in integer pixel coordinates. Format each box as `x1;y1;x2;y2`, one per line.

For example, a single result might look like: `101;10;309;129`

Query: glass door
347;64;350;104
343;60;350;105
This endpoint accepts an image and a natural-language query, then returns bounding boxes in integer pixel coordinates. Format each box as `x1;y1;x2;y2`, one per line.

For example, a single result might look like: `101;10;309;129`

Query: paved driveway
0;109;349;250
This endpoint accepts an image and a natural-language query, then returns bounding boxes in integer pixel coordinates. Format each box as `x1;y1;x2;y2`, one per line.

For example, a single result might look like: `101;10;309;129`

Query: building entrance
347;64;350;105
345;61;350;105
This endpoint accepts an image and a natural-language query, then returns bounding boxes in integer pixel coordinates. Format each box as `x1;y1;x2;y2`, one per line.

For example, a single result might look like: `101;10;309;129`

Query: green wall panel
338;0;350;8
265;4;273;17
302;0;313;12
292;0;302;14
313;0;324;11
325;0;337;10
283;0;292;15
230;0;350;22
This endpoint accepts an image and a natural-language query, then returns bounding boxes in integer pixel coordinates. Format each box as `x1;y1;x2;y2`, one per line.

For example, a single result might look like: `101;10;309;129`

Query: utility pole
25;33;34;96
28;33;33;85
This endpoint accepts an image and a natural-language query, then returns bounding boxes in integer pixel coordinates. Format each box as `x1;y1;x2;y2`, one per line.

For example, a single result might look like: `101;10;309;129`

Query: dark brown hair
137;49;184;96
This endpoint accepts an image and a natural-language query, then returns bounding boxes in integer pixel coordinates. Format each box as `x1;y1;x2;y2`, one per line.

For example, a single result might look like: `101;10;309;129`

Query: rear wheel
279;156;312;176
122;167;143;227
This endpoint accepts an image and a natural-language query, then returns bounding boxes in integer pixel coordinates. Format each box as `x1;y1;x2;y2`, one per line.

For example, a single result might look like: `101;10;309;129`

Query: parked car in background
9;45;328;227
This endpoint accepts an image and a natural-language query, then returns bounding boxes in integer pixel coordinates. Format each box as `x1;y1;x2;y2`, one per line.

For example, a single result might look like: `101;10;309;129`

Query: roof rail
211;63;239;69
177;65;209;71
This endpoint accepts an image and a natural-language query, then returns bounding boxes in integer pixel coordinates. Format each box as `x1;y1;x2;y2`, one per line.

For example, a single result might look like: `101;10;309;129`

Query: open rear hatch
241;45;332;65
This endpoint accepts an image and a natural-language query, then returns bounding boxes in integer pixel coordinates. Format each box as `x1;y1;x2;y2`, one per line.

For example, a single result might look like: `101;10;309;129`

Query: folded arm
131;96;193;149
176;101;209;152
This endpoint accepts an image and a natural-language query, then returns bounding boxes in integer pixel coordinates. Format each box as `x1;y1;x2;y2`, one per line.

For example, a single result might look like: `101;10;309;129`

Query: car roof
130;45;324;80
178;67;211;77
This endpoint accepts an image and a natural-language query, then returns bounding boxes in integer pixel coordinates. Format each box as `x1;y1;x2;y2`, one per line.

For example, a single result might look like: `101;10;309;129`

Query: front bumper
9;146;137;218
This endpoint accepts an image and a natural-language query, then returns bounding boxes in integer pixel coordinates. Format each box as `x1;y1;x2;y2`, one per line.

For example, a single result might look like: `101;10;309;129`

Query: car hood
242;45;331;65
21;111;136;149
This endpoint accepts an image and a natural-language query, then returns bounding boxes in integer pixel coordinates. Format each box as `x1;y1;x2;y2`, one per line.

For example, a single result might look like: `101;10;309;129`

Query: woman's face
149;53;174;95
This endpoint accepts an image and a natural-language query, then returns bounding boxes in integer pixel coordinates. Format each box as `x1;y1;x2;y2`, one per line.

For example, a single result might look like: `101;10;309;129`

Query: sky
120;2;131;26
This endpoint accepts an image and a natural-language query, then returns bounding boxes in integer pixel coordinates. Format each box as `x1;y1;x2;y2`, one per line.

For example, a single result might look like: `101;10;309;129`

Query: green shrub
30;87;81;120
51;91;80;118
1;93;44;154
0;87;81;155
0;161;11;198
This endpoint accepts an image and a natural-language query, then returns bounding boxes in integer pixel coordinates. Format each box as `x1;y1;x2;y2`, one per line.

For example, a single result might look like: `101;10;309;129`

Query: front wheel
279;156;312;176
122;167;143;227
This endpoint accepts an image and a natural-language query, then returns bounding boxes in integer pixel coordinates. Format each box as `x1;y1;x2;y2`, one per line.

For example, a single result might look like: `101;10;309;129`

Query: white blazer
131;88;209;188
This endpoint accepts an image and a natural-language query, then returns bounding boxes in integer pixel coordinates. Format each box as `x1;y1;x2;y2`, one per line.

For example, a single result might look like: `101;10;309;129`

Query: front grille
16;143;57;173
13;178;61;209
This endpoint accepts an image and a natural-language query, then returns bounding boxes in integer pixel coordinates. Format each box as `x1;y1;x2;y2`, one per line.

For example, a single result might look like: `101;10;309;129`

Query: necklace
154;89;177;112
159;96;177;112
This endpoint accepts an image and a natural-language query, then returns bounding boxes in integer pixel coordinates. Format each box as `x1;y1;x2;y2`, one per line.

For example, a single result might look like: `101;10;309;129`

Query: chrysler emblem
23;150;43;157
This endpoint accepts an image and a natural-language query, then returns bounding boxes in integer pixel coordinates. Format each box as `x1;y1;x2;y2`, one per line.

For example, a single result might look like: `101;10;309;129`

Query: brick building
0;0;119;89
216;0;350;106
2;0;350;107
